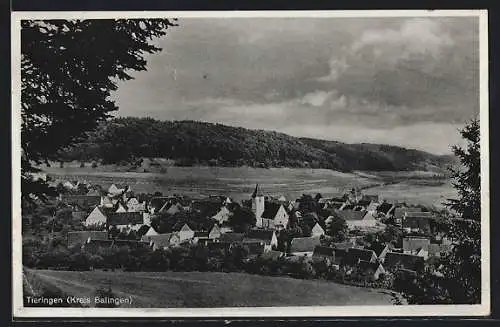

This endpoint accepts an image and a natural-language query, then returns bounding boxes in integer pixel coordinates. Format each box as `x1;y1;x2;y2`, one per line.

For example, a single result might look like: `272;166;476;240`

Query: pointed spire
251;183;264;198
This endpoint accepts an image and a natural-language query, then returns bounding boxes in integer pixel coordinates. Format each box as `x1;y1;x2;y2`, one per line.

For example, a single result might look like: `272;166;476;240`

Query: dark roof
357;260;382;273
313;246;335;257
334;210;367;221
245;229;275;242
356;199;372;208
194;231;209;238
261;202;283;219
290;236;322;253
384;252;425;271
107;212;143;226
342;203;355;210
67;231;108;248
377;202;394;215
244;241;265;255
219;232;245;243
148;197;175;212
329;202;345;210
403;216;432;230
345;248;377;264
251;184;264;198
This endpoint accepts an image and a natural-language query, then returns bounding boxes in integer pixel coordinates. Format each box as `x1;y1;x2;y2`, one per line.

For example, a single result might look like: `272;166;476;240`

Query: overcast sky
111;16;479;155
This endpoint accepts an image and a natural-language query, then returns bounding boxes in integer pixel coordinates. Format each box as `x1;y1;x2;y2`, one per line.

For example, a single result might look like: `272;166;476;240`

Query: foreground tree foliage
398;119;481;304
21;19;178;201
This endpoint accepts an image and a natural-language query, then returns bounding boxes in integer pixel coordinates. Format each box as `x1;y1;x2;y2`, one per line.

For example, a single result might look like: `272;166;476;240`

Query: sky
111;16;480;155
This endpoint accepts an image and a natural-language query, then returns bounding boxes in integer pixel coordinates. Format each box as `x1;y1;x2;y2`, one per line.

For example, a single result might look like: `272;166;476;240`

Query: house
289;236;322;257
312;246;335;264
63;181;77;191
126;197;146;212
219;232;245;244
261;250;285;260
177;223;195;242
219;226;234;234
212;206;232;225
344;248;378;266
148;197;174;214
311;222;325;236
159;202;183;215
242;240;266;256
84;206;108;227
71;211;88;221
61;195;101;209
428;243;452;259
115;201;128;213
403;237;431;259
108;183;129;195
384;252;425;272
394;207;422;224
257;202;290;230
355;260;386;282
377;202;395;218
377;244;394;263
143;233;180;250
333;209;378;230
67;231;108;248
208;224;222;239
84;239;150;253
332;248;348;267
100;195;116;208
244;229;278;251
362;194;379;203
107;212;143;232
144;226;159;237
402;212;435;234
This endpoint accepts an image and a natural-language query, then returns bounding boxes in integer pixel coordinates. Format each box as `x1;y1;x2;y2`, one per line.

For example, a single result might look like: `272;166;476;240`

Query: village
20;176;455;291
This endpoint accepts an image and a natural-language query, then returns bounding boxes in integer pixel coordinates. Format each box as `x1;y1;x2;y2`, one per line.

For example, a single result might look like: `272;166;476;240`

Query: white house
311;222;325;237
84;207;108;227
144;226;159;237
178;223;195;242
115;202;128;213
126;197;146;212
209;224;221;239
335;210;378;230
212;206;232;225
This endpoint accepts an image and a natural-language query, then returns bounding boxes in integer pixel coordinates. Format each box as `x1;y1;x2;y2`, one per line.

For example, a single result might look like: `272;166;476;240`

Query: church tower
251;183;265;219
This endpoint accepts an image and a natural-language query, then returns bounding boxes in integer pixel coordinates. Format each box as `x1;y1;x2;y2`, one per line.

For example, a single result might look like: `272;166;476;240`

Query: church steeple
251;184;265;220
251;183;264;198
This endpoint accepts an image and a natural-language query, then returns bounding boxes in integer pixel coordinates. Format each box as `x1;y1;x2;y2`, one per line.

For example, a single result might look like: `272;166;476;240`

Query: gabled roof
313;246;335;257
251;184;264;198
219;232;245;243
142;233;175;248
345;248;377;264
194;231;209;238
67;231;108;247
394;207;422;220
403;237;431;252
384;252;425;271
261;202;284;220
377;202;395;215
290;236;322;253
334;209;367;221
107;212;143;226
148;197;175;212
245;229;275;242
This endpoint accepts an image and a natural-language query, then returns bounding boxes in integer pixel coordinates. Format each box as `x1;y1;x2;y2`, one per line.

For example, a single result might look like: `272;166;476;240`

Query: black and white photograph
12;10;489;317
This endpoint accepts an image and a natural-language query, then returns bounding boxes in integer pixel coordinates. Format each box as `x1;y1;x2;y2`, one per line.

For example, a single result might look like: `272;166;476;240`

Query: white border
11;9;490;318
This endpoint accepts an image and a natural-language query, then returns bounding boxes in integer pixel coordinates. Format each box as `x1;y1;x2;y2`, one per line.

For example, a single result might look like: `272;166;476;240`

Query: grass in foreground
25;269;402;308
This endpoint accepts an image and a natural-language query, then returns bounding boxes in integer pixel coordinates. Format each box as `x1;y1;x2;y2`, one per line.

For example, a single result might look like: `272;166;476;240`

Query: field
24;269;403;307
40;164;455;207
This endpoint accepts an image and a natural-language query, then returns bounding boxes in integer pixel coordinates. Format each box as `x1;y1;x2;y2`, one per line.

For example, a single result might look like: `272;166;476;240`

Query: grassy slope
25;269;401;307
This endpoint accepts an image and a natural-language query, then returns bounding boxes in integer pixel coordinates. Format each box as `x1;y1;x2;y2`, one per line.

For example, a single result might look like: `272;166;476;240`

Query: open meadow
40;164;455;207
24;269;402;307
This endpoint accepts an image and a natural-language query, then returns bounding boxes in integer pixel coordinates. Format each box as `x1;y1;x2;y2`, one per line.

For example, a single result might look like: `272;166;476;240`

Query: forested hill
60;117;455;173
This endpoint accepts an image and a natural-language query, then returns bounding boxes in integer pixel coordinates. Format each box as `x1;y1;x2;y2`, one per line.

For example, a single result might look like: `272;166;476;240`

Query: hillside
24;269;402;307
59;117;455;173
